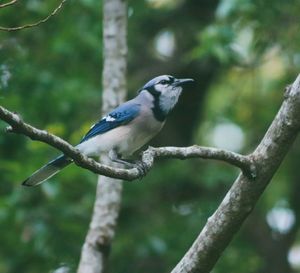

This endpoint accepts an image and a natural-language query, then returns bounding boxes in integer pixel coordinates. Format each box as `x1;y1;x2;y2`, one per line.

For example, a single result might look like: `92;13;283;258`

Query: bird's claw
135;161;148;178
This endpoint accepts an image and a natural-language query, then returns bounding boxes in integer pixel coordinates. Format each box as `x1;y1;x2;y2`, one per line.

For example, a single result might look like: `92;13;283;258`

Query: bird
22;75;194;186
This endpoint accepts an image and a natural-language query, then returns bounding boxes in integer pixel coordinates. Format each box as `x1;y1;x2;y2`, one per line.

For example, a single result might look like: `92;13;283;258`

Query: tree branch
0;105;139;180
0;0;66;31
0;0;18;8
149;146;256;178
0;104;255;181
170;75;300;273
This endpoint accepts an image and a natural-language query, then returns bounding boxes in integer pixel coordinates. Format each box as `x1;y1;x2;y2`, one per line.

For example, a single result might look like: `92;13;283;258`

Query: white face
140;75;193;120
153;75;183;114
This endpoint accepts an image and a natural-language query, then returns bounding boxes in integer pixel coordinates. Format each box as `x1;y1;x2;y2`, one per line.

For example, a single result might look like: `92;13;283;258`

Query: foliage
1;0;300;272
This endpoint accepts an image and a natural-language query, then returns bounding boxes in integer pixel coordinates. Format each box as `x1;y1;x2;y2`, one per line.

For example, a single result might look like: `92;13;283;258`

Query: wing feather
80;102;140;143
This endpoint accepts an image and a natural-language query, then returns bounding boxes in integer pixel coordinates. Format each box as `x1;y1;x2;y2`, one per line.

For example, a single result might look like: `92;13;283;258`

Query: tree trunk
77;0;127;272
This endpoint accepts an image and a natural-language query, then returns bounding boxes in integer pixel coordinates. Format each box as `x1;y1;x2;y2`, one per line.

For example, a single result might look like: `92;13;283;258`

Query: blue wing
80;102;141;143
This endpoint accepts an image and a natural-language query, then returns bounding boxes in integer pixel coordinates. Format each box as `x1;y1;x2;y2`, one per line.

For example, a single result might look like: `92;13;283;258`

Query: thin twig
0;0;67;32
0;104;255;181
0;0;18;8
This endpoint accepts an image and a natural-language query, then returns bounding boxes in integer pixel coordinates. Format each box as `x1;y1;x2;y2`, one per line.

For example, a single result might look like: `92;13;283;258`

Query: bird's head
140;75;194;121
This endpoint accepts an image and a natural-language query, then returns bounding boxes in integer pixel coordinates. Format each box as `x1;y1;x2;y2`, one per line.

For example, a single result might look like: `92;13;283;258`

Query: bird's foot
134;160;148;178
118;159;148;178
108;150;149;178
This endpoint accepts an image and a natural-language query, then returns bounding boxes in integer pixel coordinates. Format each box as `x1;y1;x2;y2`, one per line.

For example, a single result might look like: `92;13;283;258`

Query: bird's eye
159;80;168;85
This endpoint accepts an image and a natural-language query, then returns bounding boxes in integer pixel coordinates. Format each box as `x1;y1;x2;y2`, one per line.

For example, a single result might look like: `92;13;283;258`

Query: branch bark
77;0;127;272
170;75;300;273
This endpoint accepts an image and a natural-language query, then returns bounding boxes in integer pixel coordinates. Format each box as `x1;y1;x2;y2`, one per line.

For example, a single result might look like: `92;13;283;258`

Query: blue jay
22;75;194;186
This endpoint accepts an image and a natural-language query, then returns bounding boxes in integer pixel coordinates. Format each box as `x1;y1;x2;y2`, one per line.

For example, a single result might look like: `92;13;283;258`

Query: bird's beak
173;78;194;87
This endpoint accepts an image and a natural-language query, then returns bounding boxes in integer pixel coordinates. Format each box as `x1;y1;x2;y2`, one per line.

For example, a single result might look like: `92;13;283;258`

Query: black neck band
146;87;167;122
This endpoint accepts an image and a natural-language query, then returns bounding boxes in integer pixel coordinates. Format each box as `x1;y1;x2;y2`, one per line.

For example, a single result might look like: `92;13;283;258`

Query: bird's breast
117;110;164;156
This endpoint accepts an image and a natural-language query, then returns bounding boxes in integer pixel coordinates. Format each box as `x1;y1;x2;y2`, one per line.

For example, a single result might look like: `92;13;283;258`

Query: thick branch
0;105;255;181
171;75;300;273
0;0;66;31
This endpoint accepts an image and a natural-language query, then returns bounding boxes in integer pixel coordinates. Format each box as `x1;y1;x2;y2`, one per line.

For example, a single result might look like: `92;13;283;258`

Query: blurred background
1;0;300;272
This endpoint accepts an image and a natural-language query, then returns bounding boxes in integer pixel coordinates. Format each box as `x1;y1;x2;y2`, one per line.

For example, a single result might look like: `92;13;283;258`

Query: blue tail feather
22;155;72;187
